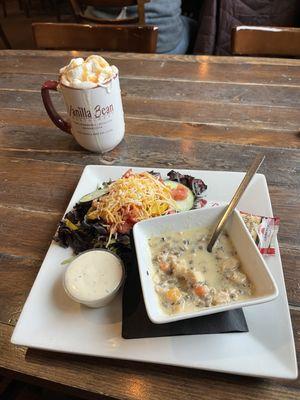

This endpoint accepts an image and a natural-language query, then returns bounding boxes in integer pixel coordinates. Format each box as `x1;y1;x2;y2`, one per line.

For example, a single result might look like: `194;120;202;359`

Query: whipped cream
59;55;118;89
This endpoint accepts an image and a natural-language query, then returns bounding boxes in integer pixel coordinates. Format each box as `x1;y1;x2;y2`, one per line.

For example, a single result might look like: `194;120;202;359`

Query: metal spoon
207;154;265;253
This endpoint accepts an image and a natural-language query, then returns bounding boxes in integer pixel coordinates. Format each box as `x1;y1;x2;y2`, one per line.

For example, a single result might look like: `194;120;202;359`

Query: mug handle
41;80;71;134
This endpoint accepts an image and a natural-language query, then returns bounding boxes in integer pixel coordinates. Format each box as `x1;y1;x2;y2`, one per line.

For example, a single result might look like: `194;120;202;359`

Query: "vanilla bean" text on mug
69;104;114;119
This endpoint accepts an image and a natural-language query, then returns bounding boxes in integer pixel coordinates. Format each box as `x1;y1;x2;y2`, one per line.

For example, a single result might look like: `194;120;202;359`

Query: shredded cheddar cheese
87;171;176;233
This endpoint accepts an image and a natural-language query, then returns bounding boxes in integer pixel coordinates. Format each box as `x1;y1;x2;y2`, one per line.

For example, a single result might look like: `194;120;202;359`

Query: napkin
121;244;248;339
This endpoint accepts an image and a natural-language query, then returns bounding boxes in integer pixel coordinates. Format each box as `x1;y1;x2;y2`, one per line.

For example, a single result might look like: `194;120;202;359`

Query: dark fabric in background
193;0;300;55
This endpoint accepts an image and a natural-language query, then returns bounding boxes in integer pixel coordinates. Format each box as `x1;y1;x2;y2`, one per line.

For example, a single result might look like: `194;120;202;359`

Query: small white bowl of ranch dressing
63;249;125;308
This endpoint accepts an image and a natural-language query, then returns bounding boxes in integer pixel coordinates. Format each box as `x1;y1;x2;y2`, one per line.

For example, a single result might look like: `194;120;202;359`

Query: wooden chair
0;0;7;17
69;0;149;24
0;23;10;48
32;22;158;53
232;26;300;58
20;0;62;20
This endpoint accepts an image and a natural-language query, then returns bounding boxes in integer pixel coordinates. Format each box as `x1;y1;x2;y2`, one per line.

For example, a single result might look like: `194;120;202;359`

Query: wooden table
0;50;299;400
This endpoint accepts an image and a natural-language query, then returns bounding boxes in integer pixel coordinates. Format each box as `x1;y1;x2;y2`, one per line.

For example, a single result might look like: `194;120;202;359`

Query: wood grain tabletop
0;50;299;400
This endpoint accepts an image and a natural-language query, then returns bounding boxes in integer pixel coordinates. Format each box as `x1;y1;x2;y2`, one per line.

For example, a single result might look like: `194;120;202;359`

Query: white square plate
133;206;278;324
11;166;298;379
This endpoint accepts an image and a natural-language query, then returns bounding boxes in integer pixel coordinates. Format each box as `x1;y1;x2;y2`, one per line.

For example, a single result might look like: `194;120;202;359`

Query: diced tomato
171;184;188;201
122;169;134;179
126;215;138;224
167;210;176;215
122;204;139;224
118;221;132;234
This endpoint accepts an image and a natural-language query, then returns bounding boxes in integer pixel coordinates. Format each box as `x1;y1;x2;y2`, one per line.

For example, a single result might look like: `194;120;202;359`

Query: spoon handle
207;154;265;253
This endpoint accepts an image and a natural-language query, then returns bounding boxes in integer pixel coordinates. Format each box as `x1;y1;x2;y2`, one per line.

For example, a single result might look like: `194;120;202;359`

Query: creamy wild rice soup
149;227;253;315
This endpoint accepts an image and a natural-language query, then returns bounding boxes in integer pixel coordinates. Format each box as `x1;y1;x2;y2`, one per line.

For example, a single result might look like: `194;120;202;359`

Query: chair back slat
232;26;300;57
70;0;149;24
80;0;141;6
32;22;158;53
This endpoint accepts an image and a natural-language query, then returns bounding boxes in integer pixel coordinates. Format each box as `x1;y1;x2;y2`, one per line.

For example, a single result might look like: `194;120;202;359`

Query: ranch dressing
63;250;124;308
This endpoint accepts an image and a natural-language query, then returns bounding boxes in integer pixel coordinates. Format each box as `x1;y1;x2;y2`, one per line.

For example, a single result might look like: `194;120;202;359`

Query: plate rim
11;165;298;380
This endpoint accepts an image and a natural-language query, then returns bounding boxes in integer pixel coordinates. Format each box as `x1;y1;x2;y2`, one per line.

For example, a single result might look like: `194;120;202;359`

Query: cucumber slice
164;180;194;211
79;187;108;203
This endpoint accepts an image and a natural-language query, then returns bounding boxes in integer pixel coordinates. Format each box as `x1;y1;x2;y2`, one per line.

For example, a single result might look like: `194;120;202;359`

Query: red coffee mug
41;80;71;134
